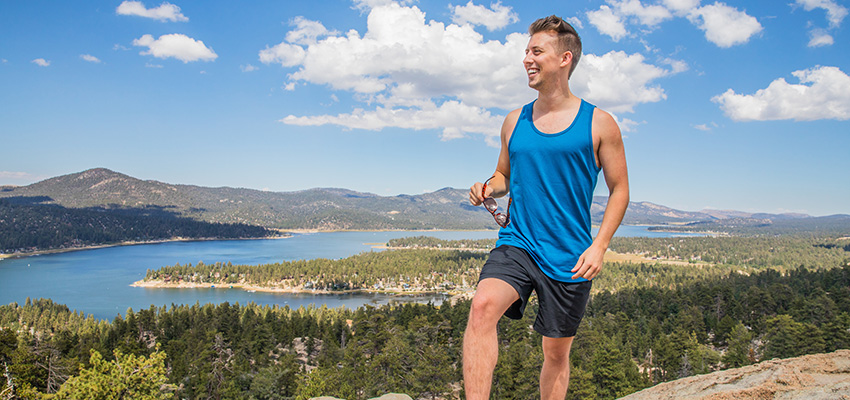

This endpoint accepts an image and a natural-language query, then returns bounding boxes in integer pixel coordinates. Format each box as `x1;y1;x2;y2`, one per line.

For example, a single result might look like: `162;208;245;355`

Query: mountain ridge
2;168;846;232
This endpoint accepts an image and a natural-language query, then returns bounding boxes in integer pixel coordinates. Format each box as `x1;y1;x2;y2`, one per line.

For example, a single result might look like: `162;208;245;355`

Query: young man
463;15;629;399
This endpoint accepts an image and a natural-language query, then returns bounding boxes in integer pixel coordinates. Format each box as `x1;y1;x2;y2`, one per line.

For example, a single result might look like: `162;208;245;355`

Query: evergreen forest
2;235;850;399
0;198;276;255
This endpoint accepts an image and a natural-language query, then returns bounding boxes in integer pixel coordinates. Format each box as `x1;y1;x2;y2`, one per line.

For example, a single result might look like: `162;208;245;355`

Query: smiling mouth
527;68;539;76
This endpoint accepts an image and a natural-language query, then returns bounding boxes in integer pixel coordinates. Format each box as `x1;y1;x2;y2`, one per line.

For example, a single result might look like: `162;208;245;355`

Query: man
463;15;629;399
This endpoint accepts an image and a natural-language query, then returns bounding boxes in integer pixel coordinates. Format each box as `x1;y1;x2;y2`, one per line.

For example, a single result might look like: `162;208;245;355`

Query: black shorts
478;245;592;338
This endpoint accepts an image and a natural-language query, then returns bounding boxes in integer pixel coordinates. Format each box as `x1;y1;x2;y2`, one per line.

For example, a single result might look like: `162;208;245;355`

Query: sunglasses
482;177;511;228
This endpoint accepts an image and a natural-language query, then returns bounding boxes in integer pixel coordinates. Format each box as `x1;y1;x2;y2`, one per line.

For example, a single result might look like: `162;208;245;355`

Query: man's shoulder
589;106;621;139
501;107;524;133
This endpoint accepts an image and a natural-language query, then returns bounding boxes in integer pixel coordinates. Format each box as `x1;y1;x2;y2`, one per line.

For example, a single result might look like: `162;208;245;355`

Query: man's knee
467;294;503;327
542;337;574;366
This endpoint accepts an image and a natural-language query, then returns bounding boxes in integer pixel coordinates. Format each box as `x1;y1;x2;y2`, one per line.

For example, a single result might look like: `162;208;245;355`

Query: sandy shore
131;279;469;297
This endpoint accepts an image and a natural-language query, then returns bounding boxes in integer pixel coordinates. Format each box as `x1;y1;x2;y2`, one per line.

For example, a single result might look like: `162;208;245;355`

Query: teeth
528;69;539;75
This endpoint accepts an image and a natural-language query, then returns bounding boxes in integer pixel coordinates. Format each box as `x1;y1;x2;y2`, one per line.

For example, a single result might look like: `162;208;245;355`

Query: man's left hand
571;243;606;280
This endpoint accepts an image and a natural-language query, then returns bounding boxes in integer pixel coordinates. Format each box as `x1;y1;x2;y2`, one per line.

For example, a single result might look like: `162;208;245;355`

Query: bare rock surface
620;349;850;400
310;394;412;400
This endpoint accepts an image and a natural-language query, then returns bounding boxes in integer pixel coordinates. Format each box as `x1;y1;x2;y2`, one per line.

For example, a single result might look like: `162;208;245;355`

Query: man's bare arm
571;108;629;280
469;108;520;205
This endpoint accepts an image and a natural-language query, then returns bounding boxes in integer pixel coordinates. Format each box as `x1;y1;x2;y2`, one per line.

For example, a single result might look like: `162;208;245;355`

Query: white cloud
687;3;762;47
80;54;101;63
353;0;413;10
808;29;834;47
712;66;850;121
615;0;673;26
259;42;306;67
268;2;672;142
133;34;217;63
116;1;188;22
694;123;711;131
0;171;35;180
31;58;50;67
587;5;628;41
587;0;760;48
145;62;164;68
795;0;848;28
240;64;258;72
662;0;700;15
283;100;504;143
566;16;584;29
571;51;671;113
661;58;688;73
450;1;519;31
286;17;338;45
587;0;672;41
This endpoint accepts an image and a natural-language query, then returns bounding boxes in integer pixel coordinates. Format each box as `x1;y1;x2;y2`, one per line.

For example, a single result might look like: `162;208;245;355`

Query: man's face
523;31;569;90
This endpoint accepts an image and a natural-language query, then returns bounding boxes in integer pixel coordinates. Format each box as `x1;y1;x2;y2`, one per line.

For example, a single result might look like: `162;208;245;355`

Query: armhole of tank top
588;104;602;172
507;104;530;150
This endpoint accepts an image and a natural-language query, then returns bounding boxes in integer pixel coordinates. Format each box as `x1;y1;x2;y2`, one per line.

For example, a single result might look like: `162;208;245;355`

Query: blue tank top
495;99;601;283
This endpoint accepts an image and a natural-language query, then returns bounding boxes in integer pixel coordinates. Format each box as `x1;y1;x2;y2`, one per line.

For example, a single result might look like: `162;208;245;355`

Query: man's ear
560;51;573;69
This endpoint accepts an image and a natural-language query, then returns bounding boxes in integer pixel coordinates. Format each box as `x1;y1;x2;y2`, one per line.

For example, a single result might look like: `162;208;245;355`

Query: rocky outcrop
620;349;850;400
310;394;412;400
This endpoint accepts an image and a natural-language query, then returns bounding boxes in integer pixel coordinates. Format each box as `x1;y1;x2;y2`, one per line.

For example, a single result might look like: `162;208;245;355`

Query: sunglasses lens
495;214;507;227
483;197;497;212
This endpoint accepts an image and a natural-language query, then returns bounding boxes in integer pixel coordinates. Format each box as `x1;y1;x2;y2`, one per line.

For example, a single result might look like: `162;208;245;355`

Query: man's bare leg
463;278;520;400
540;336;574;400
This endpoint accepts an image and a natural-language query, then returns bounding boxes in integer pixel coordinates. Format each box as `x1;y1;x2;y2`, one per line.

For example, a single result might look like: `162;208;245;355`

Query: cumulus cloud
662;0;700;15
267;2;673;143
795;0;848;28
565;16;584;29
31;58;50;67
133;33;217;63
587;0;673;41
587;0;760;47
80;54;101;63
661;58;688;74
450;1;519;31
587;5;628;41
285;17;338;45
712;66;850;121
687;3;762;47
240;64;258;72
116;1;188;22
283;100;504;143
571;51;670;113
808;29;834;47
616;0;673;26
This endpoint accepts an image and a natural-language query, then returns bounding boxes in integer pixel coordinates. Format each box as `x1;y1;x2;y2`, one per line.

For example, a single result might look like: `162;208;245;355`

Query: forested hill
2;168;848;232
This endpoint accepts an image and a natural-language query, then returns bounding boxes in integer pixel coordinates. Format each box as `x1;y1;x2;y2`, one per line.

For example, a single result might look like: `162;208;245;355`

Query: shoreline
1;228;499;260
0;235;292;260
131;279;471;298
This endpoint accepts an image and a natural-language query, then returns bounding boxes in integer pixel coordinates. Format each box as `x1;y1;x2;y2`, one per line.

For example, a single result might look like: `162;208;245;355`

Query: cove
0;227;702;320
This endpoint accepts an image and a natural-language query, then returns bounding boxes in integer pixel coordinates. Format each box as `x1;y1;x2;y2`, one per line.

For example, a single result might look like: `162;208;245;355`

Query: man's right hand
469;182;490;206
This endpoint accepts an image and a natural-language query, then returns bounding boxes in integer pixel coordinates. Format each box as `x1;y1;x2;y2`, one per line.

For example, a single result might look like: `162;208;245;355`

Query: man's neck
534;85;579;114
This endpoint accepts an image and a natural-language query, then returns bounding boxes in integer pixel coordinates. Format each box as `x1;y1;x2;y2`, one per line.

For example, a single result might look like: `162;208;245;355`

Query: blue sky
1;0;848;216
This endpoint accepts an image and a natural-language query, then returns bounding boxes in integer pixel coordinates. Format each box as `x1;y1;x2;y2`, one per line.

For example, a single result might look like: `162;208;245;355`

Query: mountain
0;168;493;230
2;168;847;233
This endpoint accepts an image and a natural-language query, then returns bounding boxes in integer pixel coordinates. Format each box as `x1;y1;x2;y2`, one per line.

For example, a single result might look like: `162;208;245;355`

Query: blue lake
0;227;700;320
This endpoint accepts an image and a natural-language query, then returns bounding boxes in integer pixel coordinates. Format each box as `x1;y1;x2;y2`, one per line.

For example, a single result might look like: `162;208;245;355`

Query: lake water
0;227;700;320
